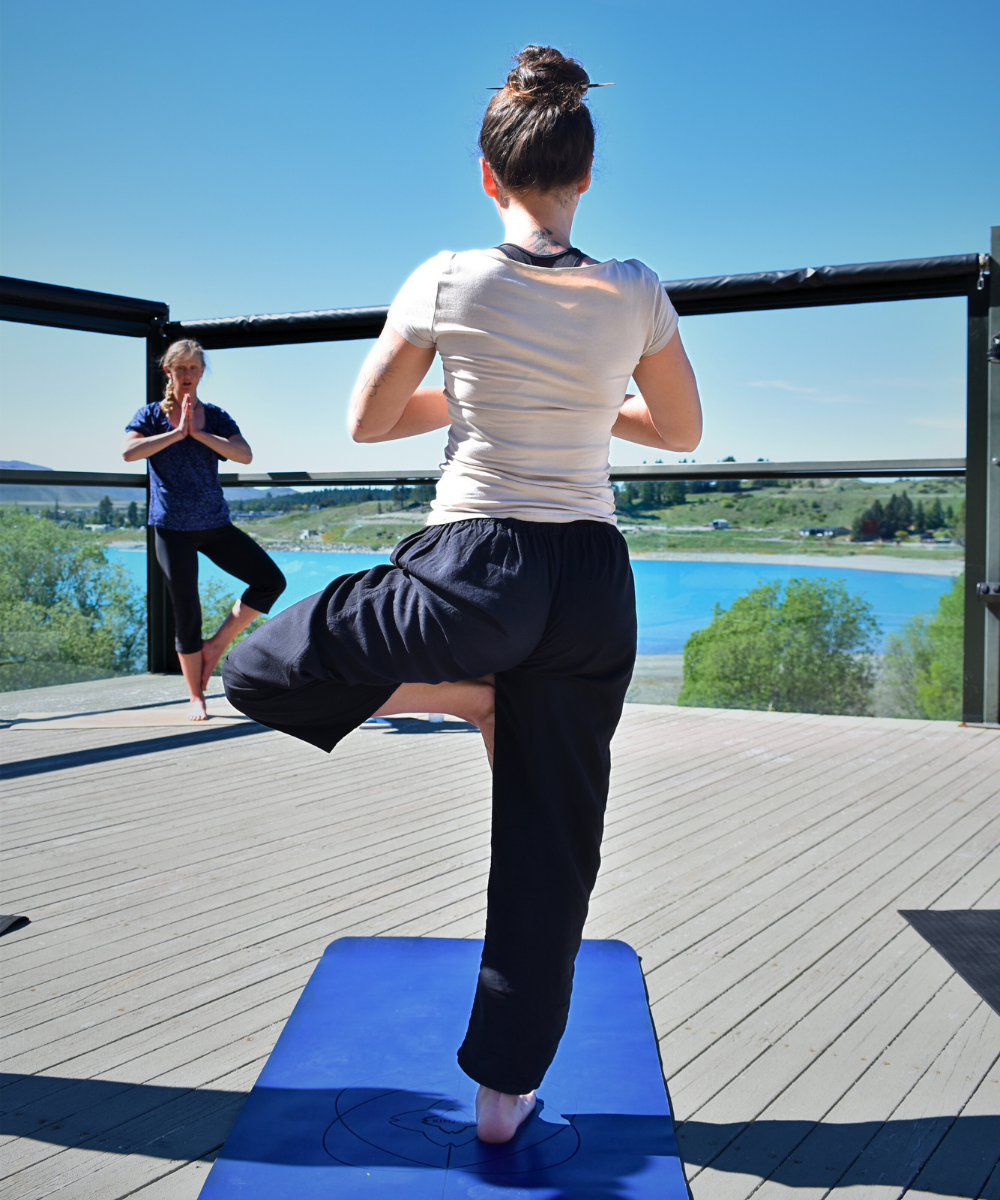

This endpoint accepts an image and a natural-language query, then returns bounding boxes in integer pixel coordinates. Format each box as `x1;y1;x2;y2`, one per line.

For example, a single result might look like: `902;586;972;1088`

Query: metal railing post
144;321;179;674
962;228;1000;724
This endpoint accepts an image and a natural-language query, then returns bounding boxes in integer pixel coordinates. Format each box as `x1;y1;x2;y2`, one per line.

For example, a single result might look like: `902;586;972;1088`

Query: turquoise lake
107;548;956;656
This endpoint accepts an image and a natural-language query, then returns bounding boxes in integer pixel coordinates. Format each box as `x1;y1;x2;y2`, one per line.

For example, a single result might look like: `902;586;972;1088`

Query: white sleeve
642;276;679;357
386;252;448;349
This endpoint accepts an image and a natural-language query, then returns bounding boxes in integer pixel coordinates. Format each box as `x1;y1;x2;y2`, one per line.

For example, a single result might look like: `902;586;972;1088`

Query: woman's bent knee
244;567;286;615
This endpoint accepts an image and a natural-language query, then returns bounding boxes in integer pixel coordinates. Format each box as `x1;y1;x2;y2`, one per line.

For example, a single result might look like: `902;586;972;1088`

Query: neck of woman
498;191;579;255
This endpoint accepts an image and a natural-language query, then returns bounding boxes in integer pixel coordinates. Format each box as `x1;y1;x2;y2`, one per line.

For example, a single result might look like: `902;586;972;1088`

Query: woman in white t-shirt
224;44;701;1144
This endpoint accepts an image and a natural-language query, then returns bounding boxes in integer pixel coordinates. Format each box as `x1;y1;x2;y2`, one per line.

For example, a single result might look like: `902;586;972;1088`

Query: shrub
881;575;963;720
0;510;145;690
678;577;879;715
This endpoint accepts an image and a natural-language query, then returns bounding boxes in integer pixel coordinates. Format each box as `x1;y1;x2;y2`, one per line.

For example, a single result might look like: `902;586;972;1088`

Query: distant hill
0;461;297;505
0;462;146;505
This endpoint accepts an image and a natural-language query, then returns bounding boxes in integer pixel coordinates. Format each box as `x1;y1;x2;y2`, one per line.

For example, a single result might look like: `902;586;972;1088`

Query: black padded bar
0;276;168;337
2;254;983;347
162;254;985;349
168;307;388;350
662;253;984;316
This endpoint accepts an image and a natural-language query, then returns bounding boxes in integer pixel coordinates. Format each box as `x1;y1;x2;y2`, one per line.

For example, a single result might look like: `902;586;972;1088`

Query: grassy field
232;500;429;552
617;476;964;559
234;477;966;558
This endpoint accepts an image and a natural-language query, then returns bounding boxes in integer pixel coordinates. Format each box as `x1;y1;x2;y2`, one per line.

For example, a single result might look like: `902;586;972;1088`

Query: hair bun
506;45;590;111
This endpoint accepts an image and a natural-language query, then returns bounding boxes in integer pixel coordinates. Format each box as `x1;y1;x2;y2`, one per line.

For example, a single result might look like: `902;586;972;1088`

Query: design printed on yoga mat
322;1088;580;1171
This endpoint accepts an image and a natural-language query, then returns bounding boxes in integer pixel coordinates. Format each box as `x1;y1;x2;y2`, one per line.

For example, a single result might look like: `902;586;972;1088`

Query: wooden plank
901;1062;1000;1200
662;817;1000;1126
122;1156;214;1198
2;701;997;1200
672;837;1000;1196
683;1001;999;1200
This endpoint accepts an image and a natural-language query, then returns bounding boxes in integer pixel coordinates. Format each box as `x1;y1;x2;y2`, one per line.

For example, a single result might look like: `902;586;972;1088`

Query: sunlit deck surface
2;677;999;1199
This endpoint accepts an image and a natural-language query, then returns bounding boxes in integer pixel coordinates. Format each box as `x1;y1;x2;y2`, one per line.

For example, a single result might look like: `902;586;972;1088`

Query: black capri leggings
154;524;286;654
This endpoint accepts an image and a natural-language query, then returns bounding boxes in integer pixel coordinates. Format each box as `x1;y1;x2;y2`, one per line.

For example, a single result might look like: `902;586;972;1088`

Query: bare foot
475;1086;536;1144
188;696;208;721
200;639;225;690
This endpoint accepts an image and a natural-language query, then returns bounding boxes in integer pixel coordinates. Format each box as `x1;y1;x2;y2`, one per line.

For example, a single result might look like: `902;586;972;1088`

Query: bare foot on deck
475;1086;536;1144
188;696;208;721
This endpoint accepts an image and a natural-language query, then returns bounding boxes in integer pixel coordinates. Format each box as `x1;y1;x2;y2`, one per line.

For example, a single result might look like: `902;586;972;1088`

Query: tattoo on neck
528;226;565;253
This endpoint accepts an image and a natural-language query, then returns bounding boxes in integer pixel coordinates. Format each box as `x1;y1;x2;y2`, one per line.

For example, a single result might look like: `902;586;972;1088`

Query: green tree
678;577;879;715
882;575;963;720
97;495;114;526
126;501;139;528
0;511;145;690
717;455;740;493
951;500;965;545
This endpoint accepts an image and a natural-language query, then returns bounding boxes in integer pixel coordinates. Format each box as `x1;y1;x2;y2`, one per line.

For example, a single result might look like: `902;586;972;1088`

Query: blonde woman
122;340;286;719
225;46;701;1143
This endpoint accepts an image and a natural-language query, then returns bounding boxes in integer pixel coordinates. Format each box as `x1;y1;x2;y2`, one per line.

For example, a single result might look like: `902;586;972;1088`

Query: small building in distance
799;525;850;538
709;518;731;530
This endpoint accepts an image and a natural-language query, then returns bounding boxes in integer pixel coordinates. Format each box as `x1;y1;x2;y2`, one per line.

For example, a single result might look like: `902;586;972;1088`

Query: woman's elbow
349;416;382;444
674;423;703;454
665;419;702;454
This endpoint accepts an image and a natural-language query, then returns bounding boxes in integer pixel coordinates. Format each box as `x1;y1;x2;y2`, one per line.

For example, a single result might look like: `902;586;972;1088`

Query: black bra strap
497;243;588;268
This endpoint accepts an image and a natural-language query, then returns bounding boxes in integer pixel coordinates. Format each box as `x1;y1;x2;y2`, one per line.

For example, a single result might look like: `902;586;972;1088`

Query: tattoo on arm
360;349;394;401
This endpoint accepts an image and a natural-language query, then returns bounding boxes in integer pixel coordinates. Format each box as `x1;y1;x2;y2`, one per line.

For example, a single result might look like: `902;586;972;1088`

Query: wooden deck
2;692;999;1199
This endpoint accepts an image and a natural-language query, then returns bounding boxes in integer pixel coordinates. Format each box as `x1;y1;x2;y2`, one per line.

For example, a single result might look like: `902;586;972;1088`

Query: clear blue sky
1;0;995;475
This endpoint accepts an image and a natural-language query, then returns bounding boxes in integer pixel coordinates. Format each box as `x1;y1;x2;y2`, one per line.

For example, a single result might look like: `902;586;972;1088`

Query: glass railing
0;465;968;721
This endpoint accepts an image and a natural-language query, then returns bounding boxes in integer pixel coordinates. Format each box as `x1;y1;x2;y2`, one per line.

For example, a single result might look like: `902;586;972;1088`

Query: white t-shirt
387;249;679;525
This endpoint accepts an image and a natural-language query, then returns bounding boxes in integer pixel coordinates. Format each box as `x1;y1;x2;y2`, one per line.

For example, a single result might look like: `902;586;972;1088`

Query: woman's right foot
475;1086;536;1143
188;696;208;721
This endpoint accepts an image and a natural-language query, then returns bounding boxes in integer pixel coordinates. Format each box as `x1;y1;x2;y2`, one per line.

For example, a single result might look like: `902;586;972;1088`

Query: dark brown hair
479;45;594;195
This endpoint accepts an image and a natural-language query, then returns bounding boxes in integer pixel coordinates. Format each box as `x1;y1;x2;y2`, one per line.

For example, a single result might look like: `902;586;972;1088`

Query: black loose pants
222;518;636;1094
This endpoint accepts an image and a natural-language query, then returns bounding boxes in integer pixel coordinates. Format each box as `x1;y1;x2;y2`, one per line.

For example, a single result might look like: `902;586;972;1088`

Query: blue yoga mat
200;937;688;1198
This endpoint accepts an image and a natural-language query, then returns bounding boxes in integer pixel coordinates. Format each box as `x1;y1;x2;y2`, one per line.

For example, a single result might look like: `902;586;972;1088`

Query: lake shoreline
107;540;962;576
628;550;962;576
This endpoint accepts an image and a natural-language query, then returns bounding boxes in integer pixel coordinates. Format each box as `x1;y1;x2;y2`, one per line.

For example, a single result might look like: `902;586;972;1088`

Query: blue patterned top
126;402;241;531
